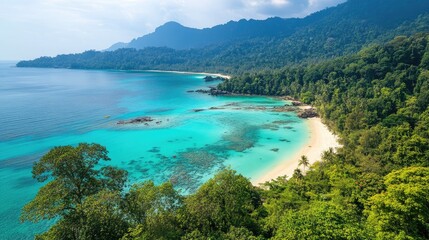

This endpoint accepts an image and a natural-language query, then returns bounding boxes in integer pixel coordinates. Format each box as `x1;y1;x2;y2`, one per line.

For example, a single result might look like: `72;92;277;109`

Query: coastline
254;112;341;185
146;69;231;79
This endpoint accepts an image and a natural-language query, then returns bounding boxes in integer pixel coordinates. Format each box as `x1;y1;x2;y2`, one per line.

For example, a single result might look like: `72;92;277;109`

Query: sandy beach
146;70;231;79
254;112;341;185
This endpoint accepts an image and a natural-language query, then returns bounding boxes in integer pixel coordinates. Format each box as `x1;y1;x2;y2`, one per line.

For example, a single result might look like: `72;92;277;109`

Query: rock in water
204;75;226;82
297;108;319;118
117;116;154;125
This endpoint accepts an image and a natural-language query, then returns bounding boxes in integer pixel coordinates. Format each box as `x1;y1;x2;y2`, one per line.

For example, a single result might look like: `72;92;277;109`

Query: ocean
0;62;308;239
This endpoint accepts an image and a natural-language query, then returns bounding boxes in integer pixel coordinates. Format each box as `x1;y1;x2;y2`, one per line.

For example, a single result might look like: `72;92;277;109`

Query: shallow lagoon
0;62;308;239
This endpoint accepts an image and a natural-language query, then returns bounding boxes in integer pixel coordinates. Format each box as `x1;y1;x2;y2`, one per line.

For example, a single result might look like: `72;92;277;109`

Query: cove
0;62;308;239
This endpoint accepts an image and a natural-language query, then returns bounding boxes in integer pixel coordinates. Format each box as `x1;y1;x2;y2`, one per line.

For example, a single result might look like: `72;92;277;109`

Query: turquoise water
0;62;308;239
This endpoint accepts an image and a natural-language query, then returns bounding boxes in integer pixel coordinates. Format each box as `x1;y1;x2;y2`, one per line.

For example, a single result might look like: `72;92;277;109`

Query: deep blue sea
0;62;308;239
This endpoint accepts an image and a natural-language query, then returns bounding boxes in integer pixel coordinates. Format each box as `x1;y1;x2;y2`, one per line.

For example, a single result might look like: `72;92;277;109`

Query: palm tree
293;168;304;184
321;147;335;163
298;155;310;172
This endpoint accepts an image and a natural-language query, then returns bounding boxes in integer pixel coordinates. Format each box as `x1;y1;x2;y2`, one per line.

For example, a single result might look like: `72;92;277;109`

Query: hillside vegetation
23;33;429;240
18;0;429;238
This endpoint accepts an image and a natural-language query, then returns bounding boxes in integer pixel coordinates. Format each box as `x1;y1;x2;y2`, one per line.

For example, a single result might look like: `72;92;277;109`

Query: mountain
107;0;429;52
107;18;304;51
17;0;429;74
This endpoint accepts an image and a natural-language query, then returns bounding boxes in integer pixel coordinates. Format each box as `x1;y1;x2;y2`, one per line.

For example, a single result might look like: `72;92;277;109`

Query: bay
0;62;308;239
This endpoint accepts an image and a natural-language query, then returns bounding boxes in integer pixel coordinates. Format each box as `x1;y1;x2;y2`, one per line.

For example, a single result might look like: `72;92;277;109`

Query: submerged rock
223;102;239;107
195;87;230;96
117;116;154;125
209;107;225;110
148;147;160;153
271;106;298;112
222;124;258;152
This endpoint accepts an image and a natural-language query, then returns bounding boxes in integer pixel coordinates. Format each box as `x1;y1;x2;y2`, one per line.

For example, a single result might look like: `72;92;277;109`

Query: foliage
298;155;310;172
274;201;367;240
23;158;265;240
21;143;127;222
182;168;263;238
20;13;429;240
220;33;429;172
219;33;429;239
122;181;183;240
21;143;128;239
366;167;429;240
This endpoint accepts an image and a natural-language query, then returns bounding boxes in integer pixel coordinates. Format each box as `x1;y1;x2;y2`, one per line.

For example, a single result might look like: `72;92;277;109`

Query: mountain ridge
18;0;429;74
107;0;429;52
107;17;304;51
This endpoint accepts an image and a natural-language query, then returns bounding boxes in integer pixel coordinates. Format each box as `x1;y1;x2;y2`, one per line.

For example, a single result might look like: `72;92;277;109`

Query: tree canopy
366;167;429;240
21;32;429;240
20;143;128;239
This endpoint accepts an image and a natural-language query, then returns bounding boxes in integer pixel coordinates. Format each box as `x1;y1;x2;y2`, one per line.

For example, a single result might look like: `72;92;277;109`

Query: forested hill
107;0;429;52
17;0;429;73
216;32;429;239
22;33;429;239
106;17;303;51
220;32;429;171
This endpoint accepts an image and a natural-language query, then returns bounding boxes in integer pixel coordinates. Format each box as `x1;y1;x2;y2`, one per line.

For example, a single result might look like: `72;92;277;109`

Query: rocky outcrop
291;101;303;106
297;108;319;118
195;87;230;96
117;116;154;125
272;106;298;112
204;76;226;82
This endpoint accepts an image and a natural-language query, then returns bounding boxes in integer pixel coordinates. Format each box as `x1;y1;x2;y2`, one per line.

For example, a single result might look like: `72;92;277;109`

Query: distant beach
145;70;231;79
254;107;341;184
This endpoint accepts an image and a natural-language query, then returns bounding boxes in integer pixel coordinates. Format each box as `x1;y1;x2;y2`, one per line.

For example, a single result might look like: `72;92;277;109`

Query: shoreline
253;112;341;185
145;69;232;79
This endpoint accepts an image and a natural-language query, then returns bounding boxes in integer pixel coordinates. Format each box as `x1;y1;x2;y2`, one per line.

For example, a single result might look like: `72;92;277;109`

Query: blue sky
0;0;345;60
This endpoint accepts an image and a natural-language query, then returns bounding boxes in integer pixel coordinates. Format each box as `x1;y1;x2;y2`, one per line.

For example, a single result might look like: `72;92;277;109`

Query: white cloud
0;0;346;60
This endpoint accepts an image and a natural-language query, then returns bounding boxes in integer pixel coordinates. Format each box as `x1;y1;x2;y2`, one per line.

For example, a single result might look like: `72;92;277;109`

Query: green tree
183;169;262;237
298;155;310;172
122;181;183;240
21;143;128;239
366;167;429;240
275;201;367;240
292;168;304;181
77;190;129;239
223;226;261;240
262;179;307;236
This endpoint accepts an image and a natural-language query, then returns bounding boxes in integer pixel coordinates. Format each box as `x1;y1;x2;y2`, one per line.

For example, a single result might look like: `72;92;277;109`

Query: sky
0;0;346;60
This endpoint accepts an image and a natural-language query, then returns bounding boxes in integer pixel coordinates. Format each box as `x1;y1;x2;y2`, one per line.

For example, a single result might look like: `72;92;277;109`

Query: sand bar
254;113;341;185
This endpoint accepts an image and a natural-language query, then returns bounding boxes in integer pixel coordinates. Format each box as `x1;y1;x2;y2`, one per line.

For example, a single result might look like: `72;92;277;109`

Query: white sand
146;70;231;79
254;113;341;185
